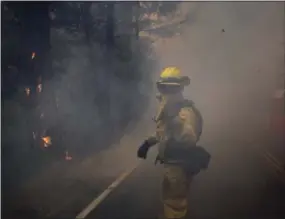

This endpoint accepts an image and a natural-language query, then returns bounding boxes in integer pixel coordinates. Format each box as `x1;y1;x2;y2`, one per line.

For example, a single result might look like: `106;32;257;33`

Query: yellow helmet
157;67;190;87
160;67;181;79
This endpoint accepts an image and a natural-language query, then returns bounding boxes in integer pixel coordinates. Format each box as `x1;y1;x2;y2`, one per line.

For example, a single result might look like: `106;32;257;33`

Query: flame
42;136;52;147
65;151;72;161
149;12;158;21
25;87;31;96
31;52;36;59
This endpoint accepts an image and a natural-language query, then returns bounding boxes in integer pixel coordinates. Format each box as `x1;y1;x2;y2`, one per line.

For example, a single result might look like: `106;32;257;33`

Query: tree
4;2;52;149
105;2;115;48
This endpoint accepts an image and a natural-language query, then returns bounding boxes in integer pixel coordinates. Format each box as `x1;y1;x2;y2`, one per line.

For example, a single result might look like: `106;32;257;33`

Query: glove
137;141;151;159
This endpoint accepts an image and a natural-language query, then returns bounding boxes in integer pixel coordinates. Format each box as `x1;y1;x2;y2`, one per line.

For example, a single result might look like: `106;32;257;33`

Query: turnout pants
162;164;193;219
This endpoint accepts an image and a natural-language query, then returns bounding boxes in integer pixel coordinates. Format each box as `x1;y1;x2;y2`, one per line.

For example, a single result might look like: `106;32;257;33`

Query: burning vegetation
2;1;162;172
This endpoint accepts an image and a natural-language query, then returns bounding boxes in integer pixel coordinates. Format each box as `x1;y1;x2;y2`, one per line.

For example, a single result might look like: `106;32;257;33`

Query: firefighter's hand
137;141;150;159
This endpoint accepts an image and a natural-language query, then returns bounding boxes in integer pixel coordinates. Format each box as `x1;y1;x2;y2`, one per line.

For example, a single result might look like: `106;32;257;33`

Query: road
81;131;285;219
3;122;285;219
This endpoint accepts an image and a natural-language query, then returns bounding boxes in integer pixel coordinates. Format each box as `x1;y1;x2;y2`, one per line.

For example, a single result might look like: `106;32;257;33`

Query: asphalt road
82;136;285;219
3;125;285;219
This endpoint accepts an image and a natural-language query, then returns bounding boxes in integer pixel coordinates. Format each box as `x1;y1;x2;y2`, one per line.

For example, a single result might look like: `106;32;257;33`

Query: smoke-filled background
151;2;284;152
2;2;285;219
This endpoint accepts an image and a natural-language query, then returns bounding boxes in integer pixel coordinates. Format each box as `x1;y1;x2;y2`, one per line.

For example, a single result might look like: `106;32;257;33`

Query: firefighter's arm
138;102;163;159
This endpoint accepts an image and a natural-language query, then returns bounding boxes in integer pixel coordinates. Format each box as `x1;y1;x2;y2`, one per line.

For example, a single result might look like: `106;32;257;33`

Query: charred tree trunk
133;2;140;40
105;2;115;48
7;2;51;89
9;2;52;148
82;2;93;45
105;2;115;118
19;2;51;85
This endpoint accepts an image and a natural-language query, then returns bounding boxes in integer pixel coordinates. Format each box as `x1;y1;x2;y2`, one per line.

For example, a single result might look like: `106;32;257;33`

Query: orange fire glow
42;136;52;147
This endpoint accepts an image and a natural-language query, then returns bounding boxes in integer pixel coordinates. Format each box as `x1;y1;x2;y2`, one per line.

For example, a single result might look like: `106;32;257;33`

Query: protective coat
154;94;203;163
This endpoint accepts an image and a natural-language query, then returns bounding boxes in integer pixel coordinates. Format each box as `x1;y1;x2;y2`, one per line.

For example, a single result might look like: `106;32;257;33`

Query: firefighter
137;67;210;219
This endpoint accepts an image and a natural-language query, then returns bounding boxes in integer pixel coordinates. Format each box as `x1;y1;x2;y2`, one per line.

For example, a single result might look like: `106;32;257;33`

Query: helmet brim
156;76;190;87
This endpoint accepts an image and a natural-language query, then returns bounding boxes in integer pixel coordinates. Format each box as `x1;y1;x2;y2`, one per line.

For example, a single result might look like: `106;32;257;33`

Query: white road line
75;163;140;219
263;152;285;174
261;151;285;183
264;151;283;169
250;142;285;182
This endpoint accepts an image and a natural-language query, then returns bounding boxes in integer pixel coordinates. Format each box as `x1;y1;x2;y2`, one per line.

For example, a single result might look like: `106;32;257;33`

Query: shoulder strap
180;99;203;140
